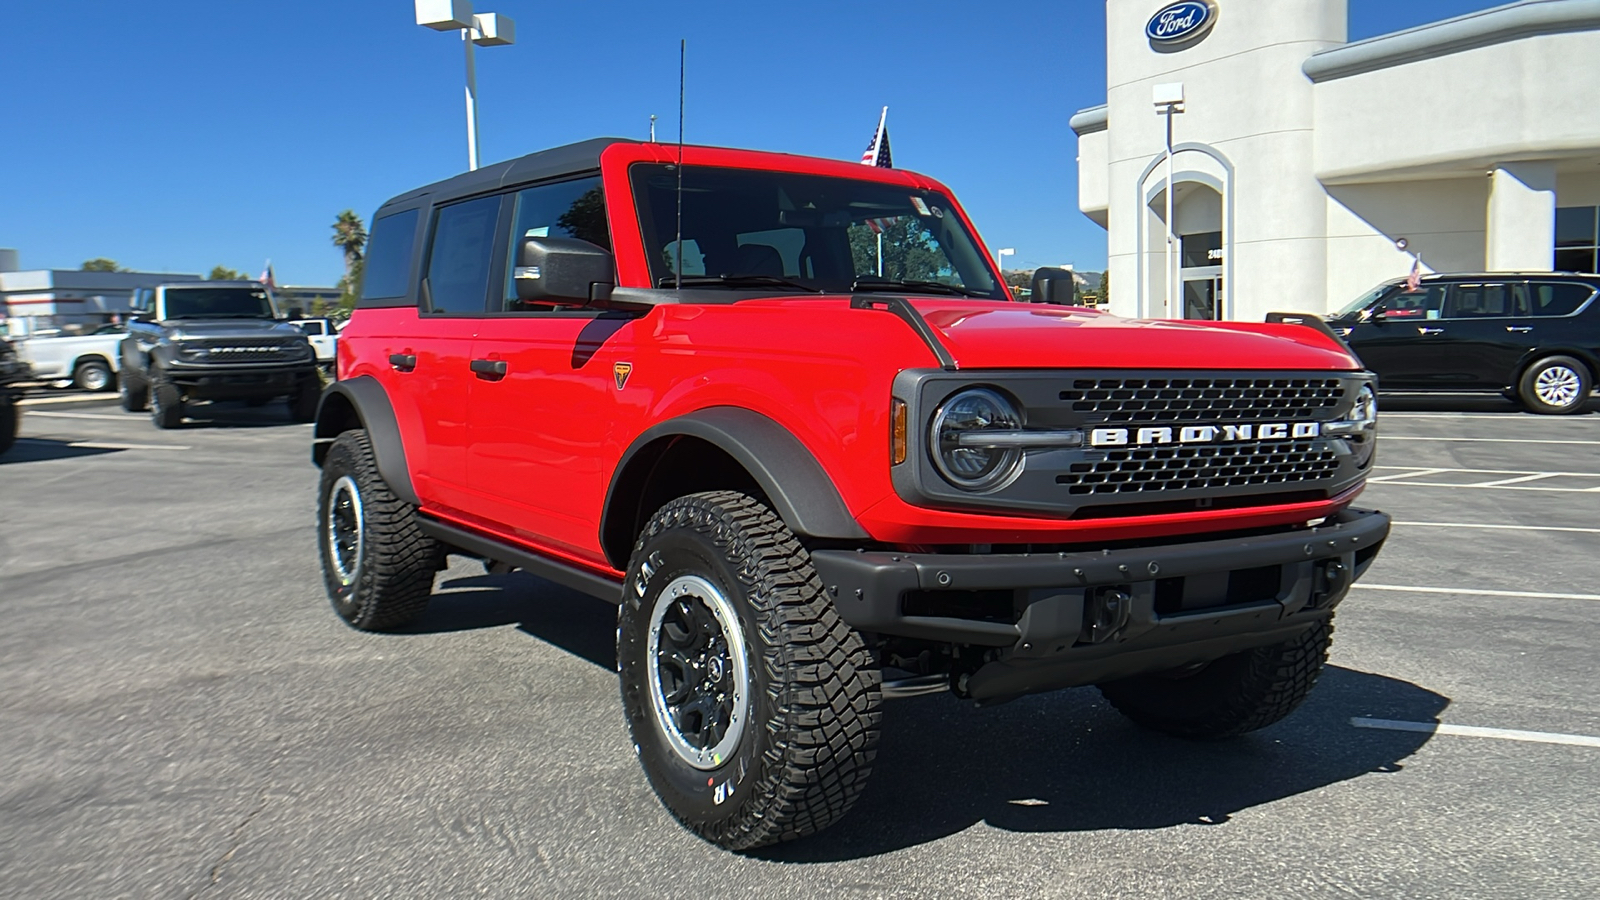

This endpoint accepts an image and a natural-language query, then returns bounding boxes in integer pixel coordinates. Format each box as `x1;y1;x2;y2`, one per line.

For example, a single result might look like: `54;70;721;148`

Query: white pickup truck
288;318;338;374
17;325;125;391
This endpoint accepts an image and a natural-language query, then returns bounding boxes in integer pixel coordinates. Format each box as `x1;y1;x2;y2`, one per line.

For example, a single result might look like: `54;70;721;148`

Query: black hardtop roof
375;137;631;215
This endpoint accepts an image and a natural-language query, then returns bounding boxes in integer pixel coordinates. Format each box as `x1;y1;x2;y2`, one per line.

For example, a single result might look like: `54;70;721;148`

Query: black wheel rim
325;475;364;587
645;574;749;770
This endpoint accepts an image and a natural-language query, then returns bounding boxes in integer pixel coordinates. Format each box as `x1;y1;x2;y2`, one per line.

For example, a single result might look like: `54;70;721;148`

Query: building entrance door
1181;269;1223;320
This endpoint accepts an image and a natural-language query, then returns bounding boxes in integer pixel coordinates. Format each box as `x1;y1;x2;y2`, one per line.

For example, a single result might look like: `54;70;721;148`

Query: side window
1443;283;1512;319
501;176;609;311
362;208;421;300
297;321;325;335
1529;282;1596;317
1380;285;1443;320
426;195;501;315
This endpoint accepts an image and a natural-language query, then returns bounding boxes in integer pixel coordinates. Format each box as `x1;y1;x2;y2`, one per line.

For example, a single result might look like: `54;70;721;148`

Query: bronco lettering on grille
1088;422;1322;447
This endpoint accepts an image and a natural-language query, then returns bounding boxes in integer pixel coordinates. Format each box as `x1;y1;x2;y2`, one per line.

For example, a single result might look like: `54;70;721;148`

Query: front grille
1060;377;1344;423
186;341;296;363
1057;441;1341;495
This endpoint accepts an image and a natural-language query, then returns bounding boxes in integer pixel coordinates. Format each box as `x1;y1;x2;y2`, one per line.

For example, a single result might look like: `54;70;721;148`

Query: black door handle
389;353;417;370
470;358;508;379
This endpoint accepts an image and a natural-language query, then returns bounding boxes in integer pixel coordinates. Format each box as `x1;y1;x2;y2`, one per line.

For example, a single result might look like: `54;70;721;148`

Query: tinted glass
1555;206;1597;248
1529;282;1596;317
362;209;420;300
1443;283;1515;319
630;163;1004;298
425;196;500;314
296;321;325;335
1180;231;1222;267
501;176;609;311
162;287;275;319
1379;285;1444;320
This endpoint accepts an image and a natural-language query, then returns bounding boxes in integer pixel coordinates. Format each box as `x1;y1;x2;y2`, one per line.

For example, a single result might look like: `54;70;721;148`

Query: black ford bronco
119;282;321;428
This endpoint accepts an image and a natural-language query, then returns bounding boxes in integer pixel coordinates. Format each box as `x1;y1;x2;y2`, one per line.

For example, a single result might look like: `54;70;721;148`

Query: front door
1181;271;1222;320
1344;283;1444;387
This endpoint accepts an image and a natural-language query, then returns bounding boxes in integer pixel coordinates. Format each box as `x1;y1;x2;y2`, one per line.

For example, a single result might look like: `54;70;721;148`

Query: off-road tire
73;359;113;392
0;398;16;455
317;429;438;630
120;369;148;412
1098;615;1334;740
619;491;881;850
1517;355;1592;415
288;382;319;423
150;379;184;429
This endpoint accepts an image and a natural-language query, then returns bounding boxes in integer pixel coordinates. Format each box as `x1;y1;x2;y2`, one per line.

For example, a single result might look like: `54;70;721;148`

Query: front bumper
811;507;1389;702
163;363;318;399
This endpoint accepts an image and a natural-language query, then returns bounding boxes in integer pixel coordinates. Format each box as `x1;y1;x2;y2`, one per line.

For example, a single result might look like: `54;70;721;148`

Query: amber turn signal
891;399;908;465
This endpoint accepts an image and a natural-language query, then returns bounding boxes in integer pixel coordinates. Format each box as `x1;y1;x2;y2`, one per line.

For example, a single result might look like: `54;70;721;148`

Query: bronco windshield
630;164;1006;299
162;287;276;319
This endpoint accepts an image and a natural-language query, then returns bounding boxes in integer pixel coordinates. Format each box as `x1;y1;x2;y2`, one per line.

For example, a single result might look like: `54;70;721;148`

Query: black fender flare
601;407;869;567
312;375;419;506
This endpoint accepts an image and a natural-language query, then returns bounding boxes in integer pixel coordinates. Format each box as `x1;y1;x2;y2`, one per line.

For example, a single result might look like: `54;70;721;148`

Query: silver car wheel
325;475;365;586
1534;365;1581;408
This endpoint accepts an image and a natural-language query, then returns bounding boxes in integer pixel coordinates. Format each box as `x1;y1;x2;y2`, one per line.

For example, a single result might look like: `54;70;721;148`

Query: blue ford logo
1146;1;1215;43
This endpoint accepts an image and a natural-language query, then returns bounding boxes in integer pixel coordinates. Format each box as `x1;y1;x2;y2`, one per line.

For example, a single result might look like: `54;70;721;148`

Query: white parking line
1352;583;1600;602
1380;412;1599;421
15;438;191;452
1351;717;1600;749
1393;521;1600;535
24;411;136;421
1368;465;1600;492
17;394;120;406
1382;436;1597;445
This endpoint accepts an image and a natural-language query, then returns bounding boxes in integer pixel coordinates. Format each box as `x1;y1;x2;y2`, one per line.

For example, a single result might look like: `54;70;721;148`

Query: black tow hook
1083;588;1132;644
1311;560;1351;608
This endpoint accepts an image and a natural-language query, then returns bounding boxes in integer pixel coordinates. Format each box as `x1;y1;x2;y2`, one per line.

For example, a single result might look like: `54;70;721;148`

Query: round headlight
931;388;1024;492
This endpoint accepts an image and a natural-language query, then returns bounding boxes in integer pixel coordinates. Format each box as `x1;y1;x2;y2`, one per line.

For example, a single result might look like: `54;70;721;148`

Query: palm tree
331;210;367;280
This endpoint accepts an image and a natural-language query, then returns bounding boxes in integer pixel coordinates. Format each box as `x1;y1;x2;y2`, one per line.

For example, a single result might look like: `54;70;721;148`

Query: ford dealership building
1071;0;1600;322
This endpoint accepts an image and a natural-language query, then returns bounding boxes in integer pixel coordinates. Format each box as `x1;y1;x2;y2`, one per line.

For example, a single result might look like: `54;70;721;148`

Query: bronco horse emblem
613;361;633;390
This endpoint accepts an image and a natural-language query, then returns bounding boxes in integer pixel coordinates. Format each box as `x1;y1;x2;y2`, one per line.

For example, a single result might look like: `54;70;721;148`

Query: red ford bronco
311;138;1388;849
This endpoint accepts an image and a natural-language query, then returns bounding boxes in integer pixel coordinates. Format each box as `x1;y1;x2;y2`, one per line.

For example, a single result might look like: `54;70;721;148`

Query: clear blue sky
0;0;1507;286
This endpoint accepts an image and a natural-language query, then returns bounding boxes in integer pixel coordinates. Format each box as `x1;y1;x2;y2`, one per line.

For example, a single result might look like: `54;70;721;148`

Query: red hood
909;301;1359;371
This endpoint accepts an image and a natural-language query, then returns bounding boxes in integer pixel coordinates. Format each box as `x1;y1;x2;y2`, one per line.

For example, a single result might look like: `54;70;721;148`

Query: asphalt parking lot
2;390;1598;899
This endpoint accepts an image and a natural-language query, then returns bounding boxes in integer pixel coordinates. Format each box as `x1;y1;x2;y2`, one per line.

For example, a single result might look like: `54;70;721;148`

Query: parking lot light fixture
997;247;1015;273
415;0;517;172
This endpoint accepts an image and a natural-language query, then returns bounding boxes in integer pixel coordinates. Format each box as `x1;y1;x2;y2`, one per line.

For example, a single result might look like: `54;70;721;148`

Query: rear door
404;195;501;515
1415;281;1533;388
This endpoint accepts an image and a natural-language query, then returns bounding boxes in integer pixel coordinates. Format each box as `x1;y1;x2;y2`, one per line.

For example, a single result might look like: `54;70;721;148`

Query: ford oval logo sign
1146;1;1216;44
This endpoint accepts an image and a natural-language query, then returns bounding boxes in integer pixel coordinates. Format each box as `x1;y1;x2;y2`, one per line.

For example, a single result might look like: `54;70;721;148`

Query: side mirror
514;237;615;305
1370;307;1387;322
1029;267;1078;305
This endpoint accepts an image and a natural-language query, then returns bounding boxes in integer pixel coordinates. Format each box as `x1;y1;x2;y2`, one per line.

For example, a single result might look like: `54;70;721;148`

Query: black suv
119;282;321;428
1326;273;1600;414
0;338;28;454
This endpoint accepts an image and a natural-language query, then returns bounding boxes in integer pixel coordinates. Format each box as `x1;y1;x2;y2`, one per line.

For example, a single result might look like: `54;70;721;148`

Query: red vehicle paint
312;138;1390;849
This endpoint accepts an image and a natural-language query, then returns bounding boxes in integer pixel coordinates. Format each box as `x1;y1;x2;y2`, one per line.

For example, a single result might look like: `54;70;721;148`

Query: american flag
860;106;892;168
259;260;276;290
864;217;900;234
1404;256;1421;292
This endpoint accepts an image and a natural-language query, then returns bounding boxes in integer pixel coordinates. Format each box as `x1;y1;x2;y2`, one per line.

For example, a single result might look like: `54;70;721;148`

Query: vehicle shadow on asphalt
403;572;1448;861
758;664;1448;861
166;402;309;430
1380;393;1599;415
0;438;121;465
408;572;617;668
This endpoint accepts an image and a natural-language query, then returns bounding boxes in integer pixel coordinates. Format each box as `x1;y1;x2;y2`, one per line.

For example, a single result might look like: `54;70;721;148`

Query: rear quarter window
1529;282;1596;317
362;209;422;300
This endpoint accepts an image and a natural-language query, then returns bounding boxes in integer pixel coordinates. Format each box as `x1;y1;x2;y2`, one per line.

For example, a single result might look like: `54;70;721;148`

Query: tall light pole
416;1;516;171
1153;82;1185;318
997;247;1015;271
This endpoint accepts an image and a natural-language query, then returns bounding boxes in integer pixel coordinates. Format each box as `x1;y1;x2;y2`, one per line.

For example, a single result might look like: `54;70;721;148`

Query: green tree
208;266;246;281
81;258;125;272
1098;270;1110;307
846;218;948;283
332;209;368;308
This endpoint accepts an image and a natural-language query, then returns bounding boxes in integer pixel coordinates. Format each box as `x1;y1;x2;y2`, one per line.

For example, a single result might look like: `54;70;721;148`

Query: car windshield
162;288;276;319
629;164;1006;299
1333;282;1399;318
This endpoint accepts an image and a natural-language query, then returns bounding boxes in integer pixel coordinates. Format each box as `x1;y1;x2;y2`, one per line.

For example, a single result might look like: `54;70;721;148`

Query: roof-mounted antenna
649;114;657;142
675;38;685;291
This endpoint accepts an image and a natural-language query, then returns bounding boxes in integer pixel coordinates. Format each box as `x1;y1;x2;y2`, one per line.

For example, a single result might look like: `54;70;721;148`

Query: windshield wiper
851;277;989;298
657;274;824;293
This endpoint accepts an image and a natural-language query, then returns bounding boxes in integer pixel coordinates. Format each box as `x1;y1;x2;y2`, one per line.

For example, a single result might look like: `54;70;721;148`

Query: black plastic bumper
165;364;318;399
811;507;1390;702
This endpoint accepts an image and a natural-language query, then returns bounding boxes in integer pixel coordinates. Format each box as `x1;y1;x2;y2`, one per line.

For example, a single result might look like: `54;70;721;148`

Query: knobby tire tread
624;491;882;850
322;430;437;631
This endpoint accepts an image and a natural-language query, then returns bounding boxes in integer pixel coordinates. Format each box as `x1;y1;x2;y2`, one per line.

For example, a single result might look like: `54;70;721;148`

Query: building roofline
1070;104;1109;136
1304;0;1600;82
